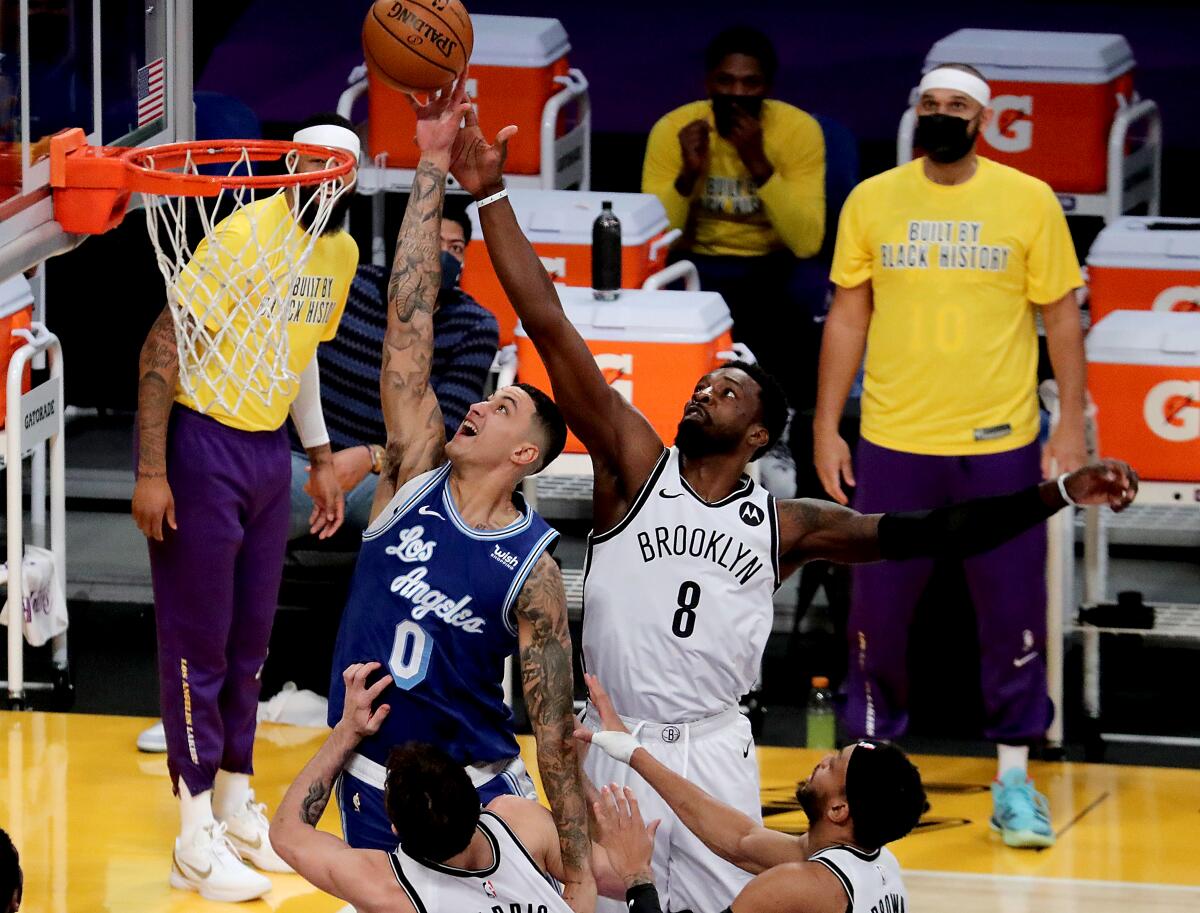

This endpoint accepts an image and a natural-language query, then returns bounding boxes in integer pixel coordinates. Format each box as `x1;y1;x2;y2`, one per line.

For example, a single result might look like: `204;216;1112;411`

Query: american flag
137;58;166;127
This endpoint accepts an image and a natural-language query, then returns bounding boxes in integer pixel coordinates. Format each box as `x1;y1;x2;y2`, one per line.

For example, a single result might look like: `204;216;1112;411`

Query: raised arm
515;553;597;913
449;112;664;505
777;460;1138;576
576;674;806;877
131;306;179;541
371;82;473;521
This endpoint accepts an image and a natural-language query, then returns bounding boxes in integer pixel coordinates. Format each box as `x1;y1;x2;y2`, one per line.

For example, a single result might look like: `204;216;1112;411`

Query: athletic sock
179;781;215;842
213;770;252;821
997;744;1029;780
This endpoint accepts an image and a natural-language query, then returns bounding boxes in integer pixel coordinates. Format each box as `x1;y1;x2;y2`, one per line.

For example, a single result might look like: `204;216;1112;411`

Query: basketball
362;0;474;93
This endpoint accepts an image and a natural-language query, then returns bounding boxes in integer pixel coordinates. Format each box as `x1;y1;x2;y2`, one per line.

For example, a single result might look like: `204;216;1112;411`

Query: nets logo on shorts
739;503;764;527
662;726;681;743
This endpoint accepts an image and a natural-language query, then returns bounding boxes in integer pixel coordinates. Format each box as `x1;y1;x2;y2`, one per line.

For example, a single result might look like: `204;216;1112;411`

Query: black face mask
914;113;979;164
711;94;764;137
440;250;463;291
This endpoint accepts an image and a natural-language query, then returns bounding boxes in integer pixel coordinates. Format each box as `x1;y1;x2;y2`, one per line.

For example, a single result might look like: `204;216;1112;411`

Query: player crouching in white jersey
579;674;923;913
272;664;636;913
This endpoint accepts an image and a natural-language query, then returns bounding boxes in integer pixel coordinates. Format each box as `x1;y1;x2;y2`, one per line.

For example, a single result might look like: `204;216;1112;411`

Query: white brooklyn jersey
810;845;907;913
388;811;571;913
583;447;779;722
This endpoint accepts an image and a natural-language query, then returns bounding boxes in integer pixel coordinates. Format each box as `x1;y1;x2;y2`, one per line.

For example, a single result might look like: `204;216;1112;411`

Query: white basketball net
140;146;351;417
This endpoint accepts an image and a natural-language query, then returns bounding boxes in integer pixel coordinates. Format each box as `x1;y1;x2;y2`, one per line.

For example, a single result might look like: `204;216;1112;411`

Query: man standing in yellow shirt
642;26;825;416
130;115;360;901
814;65;1087;849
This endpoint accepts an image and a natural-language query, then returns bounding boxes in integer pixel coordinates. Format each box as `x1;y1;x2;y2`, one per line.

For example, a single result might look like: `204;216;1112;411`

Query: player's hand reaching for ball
449;104;517;199
408;71;473;159
336;662;393;741
1061;459;1138;512
593;785;660;890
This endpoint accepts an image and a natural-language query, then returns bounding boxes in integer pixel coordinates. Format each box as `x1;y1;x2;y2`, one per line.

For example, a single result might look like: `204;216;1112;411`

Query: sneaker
137;720;167;753
223;790;294;873
257;682;328;727
990;768;1056;848
170;820;272;902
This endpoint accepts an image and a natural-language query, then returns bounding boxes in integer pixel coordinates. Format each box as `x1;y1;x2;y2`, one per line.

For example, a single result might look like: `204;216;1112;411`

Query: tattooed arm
131;306;179;541
271;663;397;911
516;553;597;913
370;79;473;524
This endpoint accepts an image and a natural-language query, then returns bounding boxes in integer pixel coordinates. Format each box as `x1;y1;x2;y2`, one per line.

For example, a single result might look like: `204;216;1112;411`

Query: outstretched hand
336;662;393;740
449;104;518;197
408;72;473;158
1062;459;1138;512
573;673;630;745
593;785;660;890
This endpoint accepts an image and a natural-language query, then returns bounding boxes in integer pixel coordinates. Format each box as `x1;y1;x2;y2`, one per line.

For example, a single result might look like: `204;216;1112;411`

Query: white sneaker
170;821;272;902
137;720;167;753
223;790;294;873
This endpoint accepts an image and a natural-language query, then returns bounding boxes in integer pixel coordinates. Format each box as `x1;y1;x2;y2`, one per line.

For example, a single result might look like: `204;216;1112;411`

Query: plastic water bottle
592;200;621;301
805;676;836;750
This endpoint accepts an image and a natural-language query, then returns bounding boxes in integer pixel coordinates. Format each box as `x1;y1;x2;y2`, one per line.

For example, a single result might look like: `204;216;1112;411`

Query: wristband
591;730;639;764
1057;472;1079;507
476;188;508;208
625;882;662;913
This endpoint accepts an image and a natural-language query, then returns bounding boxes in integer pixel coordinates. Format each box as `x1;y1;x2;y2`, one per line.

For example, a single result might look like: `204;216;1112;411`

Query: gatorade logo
594;353;633;402
984;95;1033;153
539;256;567;279
1144;380;1200;442
1151;286;1200;313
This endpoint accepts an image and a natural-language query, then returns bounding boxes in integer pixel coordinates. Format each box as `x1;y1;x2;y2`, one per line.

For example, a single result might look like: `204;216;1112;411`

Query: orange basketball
363;0;474;93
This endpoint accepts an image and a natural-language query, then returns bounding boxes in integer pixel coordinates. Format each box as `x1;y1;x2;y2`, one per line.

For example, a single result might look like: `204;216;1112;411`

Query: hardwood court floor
3;712;1198;912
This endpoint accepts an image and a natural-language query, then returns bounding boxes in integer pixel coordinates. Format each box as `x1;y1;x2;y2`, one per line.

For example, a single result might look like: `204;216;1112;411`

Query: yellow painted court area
3;712;1199;912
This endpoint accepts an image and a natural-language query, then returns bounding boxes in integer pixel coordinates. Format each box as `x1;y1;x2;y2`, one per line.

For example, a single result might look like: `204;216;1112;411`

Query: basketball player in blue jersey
325;79;595;913
273;664;631;913
451;110;1138;913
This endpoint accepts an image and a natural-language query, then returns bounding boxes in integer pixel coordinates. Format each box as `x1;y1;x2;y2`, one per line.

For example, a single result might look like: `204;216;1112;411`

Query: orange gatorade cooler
0;275;34;429
923;29;1135;193
1087;311;1200;482
465;190;677;345
367;14;570;175
515;286;733;454
1087;218;1200;322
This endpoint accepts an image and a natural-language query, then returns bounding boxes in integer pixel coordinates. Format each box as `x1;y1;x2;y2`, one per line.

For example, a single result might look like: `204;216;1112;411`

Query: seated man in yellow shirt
642;26;826;424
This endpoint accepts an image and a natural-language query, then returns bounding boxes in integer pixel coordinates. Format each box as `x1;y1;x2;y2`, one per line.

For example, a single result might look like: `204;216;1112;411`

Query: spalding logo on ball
363;0;474;93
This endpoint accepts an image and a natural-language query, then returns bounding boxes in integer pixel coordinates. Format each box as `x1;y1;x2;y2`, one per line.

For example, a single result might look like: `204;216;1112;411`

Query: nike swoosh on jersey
1012;652;1039;668
418;505;445;520
658;490;684;499
743;740;752;758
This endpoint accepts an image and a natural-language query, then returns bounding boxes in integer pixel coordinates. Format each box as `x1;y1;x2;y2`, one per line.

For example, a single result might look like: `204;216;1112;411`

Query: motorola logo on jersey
739;502;765;527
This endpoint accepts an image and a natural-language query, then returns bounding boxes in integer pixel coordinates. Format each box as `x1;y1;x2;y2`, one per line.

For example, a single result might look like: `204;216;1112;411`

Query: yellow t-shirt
830;157;1082;456
642;99;825;258
174;195;359;432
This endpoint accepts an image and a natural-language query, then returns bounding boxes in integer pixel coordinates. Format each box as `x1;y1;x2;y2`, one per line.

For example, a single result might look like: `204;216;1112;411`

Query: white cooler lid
925;29;1134;84
469;190;670;246
1087;311;1200;366
471;15;570;68
517;286;732;343
0;274;33;321
1087;217;1200;269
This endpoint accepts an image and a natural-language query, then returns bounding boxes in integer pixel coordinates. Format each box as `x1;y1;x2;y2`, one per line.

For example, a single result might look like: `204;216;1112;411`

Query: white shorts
583;705;760;913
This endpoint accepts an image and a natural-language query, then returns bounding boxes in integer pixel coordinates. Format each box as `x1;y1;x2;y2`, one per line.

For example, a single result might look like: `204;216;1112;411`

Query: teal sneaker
990;769;1055;848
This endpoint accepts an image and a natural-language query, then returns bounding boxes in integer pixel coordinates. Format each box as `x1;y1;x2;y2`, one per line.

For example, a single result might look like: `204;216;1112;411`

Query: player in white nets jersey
449;111;1136;912
580;674;920;913
272;663;635;913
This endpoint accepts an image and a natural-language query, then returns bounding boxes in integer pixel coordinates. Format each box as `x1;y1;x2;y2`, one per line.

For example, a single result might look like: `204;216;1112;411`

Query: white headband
292;124;362;165
917;67;991;107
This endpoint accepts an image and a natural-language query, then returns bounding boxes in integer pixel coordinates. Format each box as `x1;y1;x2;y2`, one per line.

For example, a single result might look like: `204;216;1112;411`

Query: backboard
0;0;193;280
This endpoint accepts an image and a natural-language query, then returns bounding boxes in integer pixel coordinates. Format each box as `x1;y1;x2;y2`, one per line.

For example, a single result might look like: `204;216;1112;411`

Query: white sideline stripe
906;870;1200;894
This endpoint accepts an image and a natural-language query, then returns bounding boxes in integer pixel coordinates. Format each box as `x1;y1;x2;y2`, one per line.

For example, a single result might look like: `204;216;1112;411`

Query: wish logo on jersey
386;524;490;633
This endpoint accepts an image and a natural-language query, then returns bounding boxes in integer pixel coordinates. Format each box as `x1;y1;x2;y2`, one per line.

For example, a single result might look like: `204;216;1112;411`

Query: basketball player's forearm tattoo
136;307;179;474
778;497;882;566
299;778;333;826
517;554;593;880
380;158;446;483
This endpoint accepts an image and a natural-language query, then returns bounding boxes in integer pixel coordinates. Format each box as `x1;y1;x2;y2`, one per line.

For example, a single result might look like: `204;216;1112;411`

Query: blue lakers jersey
329;463;559;767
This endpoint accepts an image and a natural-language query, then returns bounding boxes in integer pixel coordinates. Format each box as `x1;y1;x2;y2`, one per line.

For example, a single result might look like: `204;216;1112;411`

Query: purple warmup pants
145;406;291;796
842;438;1053;744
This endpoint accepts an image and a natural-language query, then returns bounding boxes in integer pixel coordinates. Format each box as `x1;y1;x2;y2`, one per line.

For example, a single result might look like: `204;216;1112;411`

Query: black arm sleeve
877;482;1064;561
626;883;664;913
